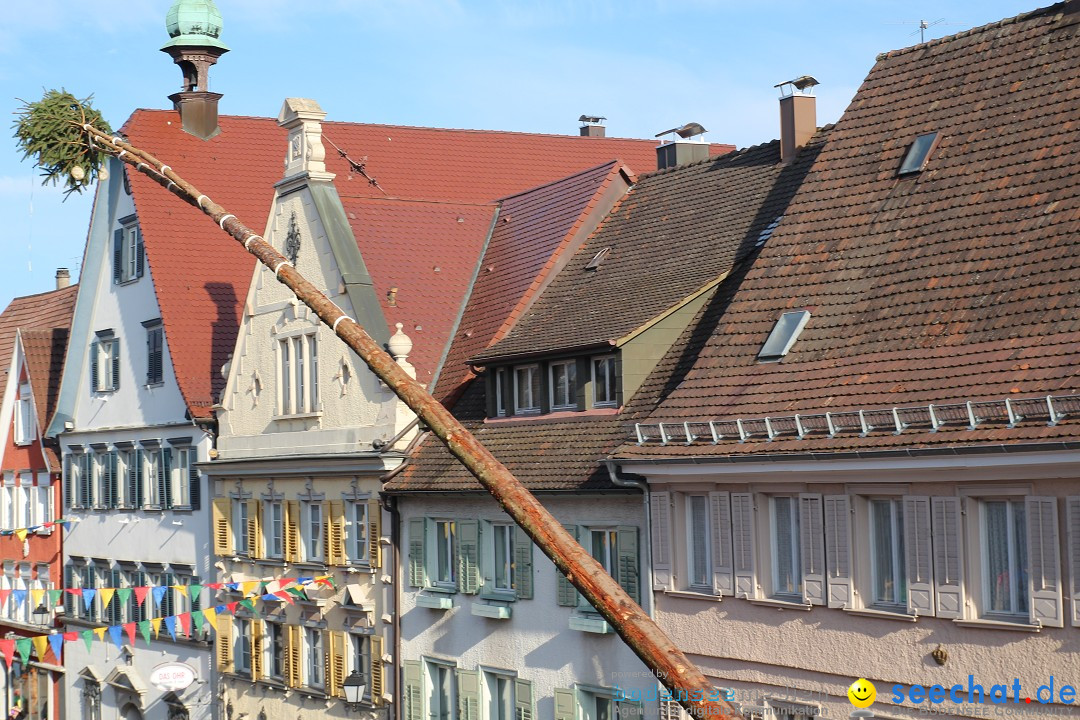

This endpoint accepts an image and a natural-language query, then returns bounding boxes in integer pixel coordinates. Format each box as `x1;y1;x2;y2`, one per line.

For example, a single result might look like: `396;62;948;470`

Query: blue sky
1;0;1034;309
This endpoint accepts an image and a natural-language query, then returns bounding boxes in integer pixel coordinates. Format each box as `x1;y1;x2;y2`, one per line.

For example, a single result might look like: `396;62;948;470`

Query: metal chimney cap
654;122;707;139
579;114;606;124
775;75;820;96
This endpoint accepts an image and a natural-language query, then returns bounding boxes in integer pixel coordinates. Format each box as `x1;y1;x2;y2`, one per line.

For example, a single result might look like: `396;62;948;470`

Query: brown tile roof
617;2;1080;460
20;328;70;433
433;161;631;402
0;285;77;393
123;110;711;415
472;137;825;363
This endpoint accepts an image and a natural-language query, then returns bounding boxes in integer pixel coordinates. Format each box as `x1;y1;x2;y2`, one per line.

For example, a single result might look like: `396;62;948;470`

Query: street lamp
343;671;366;711
32;602;51;625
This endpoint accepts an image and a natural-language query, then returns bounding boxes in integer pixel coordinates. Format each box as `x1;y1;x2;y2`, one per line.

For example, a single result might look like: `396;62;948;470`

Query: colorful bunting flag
31;636;48;662
107;626;124;650
81;630;93;652
124;622;136;647
15;638;31;664
138;620;151;646
0;639;14;668
98;588;115;612
164;616;177;642
47;634;64;662
152;586;168;609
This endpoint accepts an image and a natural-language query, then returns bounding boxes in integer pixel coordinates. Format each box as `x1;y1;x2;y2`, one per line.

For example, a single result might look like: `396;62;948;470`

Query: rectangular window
513;365;540;415
983;500;1028;617
144;449;163;508
124;569;147;624
91;336;120;393
304;502;324;561
493;524;514;592
235;618;252;674
434;520;456;587
772;496;802;599
484;671;515;720
592;355;617;408
898;132;940;175
549;360;577;410
348;501;369;564
145;323;163;385
687;495;710;589
266;622;285;680
234;500;250;555
14;382;34;445
426;661;456;720
494;367;507;418
113;221;143;284
266;501;284;559
349;634;371;700
170;447;192;508
306;627;324;689
870;499;907;607
278;333;319;415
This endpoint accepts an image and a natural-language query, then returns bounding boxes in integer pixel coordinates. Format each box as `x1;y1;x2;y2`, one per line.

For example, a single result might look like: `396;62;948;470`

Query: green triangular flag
189;585;203;605
15;638;31;665
239;598;256;613
81;630;94;652
191;610;204;633
286;586;307;599
138;621;152;647
116;587;132;606
47;589;64;607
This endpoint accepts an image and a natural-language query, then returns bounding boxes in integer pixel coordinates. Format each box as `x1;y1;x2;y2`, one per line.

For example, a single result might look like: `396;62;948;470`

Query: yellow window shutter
285;500;300;563
368;499;382;569
250;620;263;681
213;497;233;556
370;634;384;705
328;500;345;566
247;500;263;559
216;615;233;673
330;631;347;697
287;625;303;687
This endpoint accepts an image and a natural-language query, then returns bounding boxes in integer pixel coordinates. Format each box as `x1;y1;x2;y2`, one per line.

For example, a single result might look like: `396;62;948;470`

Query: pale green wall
620;290;714;403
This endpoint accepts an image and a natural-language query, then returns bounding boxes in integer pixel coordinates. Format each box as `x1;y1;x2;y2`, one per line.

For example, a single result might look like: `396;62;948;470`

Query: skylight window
898;132;939;175
585;247;611;271
757;310;811;362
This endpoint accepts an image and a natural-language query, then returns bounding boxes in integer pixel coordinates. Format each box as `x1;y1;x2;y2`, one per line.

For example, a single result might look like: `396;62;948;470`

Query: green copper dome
161;0;229;51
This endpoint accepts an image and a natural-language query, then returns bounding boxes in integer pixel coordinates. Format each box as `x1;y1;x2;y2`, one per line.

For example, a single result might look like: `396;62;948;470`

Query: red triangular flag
205;582;222;590
134;586;150;607
66;588;81;596
63;632;78;641
177;613;191;637
0;639;14;669
124;623;136;646
0;589;10;605
226;601;239;614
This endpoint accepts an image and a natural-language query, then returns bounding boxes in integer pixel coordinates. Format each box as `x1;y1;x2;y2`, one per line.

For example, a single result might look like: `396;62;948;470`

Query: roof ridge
496;160;620;202
1;283;78;312
875;1;1069;61
635;138;781;181
334;194;496;207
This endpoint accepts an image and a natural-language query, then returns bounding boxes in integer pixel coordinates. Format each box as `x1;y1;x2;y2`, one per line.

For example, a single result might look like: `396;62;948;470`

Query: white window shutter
730;493;756;599
1067;497;1080;627
650;492;672;590
903;496;934;617
1026;496;1062;628
709;491;733;596
823;495;852;609
930;497;964;619
799;494;825;605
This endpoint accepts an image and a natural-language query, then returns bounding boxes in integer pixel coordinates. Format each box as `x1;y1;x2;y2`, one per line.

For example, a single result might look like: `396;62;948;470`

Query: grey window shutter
134;450;145;507
824;495;852;609
113;229;123;283
514;679;534;720
457;669;480;720
930;496;964;619
136;227;144;278
514;525;533;599
1026;496;1062;628
1068;497;1080;627
90;342;99;393
616;525;639;604
79;455;91;508
64;564;75;615
109;568;122;624
64;455;73;509
408;518;426;588
457;520;480;594
799;494;825;605
903;496;934;616
402;660;423;720
730;493;756;599
650;491;672;590
556;525;581;607
159;449;171;509
709;491;734;596
189;454;201;510
107;452;119;508
111;339;120;390
553;689;576;720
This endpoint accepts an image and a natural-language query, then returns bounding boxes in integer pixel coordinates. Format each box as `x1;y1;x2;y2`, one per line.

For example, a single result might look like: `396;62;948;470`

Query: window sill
471;603;511;619
664;589;721;601
843;607;917;622
274;411;323;421
416;593;454;610
485;407;620;425
569;614;612;634
746;597;812;611
953;618;1042;633
480;590;517;603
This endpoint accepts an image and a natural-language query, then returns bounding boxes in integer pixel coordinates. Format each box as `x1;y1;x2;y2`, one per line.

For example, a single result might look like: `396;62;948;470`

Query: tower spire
161;0;229;140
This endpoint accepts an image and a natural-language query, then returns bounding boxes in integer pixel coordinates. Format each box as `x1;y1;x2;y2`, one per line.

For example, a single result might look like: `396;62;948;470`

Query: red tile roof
122;109;714;416
0;285;77;393
20;328;70;434
619;2;1080;460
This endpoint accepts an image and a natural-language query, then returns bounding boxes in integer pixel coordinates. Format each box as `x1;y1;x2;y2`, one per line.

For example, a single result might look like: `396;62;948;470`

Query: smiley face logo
848;678;876;708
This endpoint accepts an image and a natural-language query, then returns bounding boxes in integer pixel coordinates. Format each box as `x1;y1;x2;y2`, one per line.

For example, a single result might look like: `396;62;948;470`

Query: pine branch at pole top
71;121;741;720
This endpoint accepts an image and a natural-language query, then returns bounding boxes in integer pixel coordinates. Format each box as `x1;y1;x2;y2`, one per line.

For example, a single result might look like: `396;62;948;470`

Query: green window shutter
616;526;640;604
189;452;201;510
135;227;144;278
514;679;534;720
457;520;480;594
513;526;533;599
111;339;120;390
107;452;119;508
159;448;172;509
556;525;581;607
78;454;91;508
554;688;577;720
402;660;424;720
90;342;99;393
113;229;123;283
480;521;495;597
64;455;73;509
457;669;480;720
134;450;144;507
408;518;427;588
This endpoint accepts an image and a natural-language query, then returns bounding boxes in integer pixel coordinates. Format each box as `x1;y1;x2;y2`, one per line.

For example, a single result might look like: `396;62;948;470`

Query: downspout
379;491;402;720
603;460;653;619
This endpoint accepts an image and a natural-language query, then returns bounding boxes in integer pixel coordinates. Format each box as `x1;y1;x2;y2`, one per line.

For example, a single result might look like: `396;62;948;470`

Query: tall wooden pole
81;124;741;720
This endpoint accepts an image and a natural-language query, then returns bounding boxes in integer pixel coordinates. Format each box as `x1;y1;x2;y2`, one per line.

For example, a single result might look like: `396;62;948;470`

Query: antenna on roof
885;18;952;43
323;134;387;195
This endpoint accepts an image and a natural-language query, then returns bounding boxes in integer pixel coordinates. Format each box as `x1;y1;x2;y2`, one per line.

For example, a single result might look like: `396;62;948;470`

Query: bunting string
0;518;77;541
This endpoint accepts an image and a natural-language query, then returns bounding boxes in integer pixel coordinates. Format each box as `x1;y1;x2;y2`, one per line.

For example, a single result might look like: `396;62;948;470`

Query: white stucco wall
398;492;656;720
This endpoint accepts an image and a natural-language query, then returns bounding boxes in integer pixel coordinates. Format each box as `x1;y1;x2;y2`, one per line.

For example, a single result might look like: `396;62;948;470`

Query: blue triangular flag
296;576;313;585
11;589;27;608
225;582;239;591
108;626;124;649
163;616;177;642
215;604;227;613
152;586;168;609
81;589;96;611
47;633;64;661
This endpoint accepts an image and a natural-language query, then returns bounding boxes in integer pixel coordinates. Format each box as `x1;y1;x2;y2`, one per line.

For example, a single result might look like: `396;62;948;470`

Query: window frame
303;501;325;562
482;669;516;720
686;494;712;591
897;132;940;176
494;367;507;418
349;633;372;702
868;497;907;609
91;334;120;393
425;659;457;720
115;220;143;284
548;360;578;411
277;331;320;417
234;617;252;675
14;382;34;445
144;321;164;386
304;626;325;690
591;355;618;408
512;365;541;415
265;500;285;559
265;620;285;682
770;496;802;601
491;524;515;594
430;519;456;591
234;499;250;556
980;498;1028;619
347;500;370;566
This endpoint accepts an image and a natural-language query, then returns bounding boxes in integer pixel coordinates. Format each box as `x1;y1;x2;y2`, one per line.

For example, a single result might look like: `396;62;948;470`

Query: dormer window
487;353;620;419
898;132;939;175
14;382;34;445
757;310;810;362
592;355;617;408
549;360;577;410
513;365;541;415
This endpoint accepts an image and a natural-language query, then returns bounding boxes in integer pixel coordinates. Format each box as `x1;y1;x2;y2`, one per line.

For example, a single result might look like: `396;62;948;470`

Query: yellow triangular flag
94;627;107;641
15;528;27;542
98;588;115;611
172;585;187;596
30;589;45;610
151;617;162;638
241;580;259;597
31;636;48;660
202;606;217;629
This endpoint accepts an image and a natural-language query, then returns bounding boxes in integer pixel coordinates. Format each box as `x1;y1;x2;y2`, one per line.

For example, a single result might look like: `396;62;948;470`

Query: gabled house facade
0;282;76;720
388;110;824;720
616;5;1080;720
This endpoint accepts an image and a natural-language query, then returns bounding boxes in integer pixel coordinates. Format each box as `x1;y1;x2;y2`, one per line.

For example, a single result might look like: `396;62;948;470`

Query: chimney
161;0;230;140
579;115;606;137
654;122;709;170
775;75;819;163
55;268;70;290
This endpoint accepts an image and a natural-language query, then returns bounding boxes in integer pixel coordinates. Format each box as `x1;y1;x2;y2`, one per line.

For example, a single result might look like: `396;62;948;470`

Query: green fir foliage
13;89;113;198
